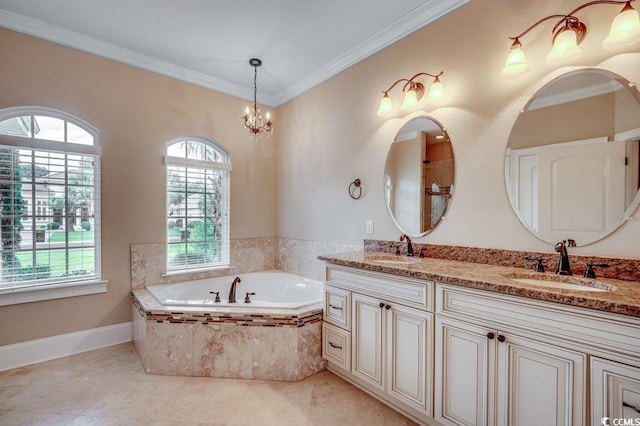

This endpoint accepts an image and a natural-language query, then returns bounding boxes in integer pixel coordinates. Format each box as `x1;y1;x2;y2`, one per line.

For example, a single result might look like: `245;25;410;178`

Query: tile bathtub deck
0;343;417;426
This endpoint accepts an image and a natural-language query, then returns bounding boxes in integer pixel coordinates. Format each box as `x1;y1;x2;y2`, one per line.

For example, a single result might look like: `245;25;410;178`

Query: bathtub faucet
228;276;241;303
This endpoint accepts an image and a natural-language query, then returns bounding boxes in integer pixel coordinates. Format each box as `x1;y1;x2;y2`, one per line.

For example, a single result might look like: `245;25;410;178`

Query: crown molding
0;0;468;107
273;0;470;106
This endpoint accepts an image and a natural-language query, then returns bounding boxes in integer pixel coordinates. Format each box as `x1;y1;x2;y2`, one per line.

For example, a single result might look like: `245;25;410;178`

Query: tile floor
0;343;418;425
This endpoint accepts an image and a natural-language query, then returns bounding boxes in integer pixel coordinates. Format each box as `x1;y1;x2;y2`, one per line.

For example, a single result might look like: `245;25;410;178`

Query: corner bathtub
131;270;327;381
146;271;323;309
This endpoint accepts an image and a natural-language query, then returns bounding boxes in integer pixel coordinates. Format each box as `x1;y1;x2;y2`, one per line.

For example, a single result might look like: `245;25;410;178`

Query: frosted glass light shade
426;80;445;102
546;29;581;63
603;7;640;48
501;46;530;78
400;89;419;110
377;95;393;116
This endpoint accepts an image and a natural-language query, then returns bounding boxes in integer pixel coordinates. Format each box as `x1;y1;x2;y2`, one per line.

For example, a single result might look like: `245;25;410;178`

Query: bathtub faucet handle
209;291;221;303
244;292;256;303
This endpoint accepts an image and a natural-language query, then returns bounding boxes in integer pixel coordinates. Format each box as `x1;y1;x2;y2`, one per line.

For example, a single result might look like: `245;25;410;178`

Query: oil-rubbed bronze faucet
555;239;576;275
228;276;241;303
400;234;414;257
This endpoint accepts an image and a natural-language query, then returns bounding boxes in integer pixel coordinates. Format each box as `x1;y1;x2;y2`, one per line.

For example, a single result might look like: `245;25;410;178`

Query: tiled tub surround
276;238;362;281
131;238;361;289
132;289;326;381
131;238;277;290
364;239;640;282
318;251;640;317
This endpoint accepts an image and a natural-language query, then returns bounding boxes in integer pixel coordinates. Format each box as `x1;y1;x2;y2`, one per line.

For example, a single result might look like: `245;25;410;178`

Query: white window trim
0;106;103;304
0;279;108;306
165;136;231;273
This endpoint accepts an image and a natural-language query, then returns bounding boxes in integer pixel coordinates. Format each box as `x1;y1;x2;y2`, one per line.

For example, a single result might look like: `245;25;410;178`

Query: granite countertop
318;251;640;318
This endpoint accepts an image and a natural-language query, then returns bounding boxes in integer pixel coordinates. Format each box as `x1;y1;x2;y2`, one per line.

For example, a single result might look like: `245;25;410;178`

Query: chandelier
242;58;273;140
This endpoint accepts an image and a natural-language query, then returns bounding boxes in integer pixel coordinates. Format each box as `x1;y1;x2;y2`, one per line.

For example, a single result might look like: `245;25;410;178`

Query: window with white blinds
0;107;101;292
165;137;230;272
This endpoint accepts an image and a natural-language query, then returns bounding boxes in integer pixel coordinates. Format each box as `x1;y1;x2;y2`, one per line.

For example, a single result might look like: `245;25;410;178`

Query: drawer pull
497;335;506;343
487;332;495;340
328;304;343;311
328;341;343;350
379;302;385;308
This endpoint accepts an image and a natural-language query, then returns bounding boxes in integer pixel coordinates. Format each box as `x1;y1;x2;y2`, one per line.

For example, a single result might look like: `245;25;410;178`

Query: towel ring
349;179;362;200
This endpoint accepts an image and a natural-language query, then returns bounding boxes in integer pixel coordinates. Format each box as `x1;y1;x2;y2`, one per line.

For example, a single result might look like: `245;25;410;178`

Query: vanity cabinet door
591;357;640;424
435;316;494;426
386;303;433;416
352;292;385;390
496;334;586;426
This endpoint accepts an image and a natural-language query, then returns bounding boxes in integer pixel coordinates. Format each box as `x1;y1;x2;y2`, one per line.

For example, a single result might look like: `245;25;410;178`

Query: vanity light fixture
501;0;640;78
377;71;445;117
242;58;273;140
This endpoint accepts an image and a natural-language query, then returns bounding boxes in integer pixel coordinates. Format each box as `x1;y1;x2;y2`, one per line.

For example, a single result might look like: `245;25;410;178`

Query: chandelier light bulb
603;3;640;48
546;28;581;63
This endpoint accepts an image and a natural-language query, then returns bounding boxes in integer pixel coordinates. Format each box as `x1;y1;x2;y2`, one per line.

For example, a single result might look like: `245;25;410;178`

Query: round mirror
384;116;454;237
505;68;640;246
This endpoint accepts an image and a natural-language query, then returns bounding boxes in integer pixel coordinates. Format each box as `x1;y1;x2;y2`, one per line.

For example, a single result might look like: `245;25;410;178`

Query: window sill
162;265;234;279
0;279;109;307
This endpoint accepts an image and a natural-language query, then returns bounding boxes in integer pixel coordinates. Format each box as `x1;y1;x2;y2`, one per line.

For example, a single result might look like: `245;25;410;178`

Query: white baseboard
0;321;132;372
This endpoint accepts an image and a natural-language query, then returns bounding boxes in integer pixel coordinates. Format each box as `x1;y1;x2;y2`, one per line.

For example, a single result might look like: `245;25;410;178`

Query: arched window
165;137;230;271
0;106;102;297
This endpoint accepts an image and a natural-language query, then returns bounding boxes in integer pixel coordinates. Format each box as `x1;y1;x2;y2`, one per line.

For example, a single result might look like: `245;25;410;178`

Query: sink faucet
399;234;414;257
228;276;241;303
554;239;576;275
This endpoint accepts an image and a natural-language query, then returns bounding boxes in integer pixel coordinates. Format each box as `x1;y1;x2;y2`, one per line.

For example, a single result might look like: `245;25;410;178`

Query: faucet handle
419;248;428;258
209;291;221;303
565;239;576;247
244;292;256;303
584;262;609;279
525;257;546;273
395;245;401;256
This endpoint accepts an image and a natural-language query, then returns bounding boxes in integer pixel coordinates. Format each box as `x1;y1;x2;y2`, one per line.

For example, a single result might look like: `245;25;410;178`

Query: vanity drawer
324;285;351;330
326;265;433;311
322;322;351;371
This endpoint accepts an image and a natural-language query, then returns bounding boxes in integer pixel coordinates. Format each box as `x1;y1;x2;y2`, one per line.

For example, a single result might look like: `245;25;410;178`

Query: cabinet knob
497;335;506;343
385;304;391;310
379;302;385;308
487;332;495;340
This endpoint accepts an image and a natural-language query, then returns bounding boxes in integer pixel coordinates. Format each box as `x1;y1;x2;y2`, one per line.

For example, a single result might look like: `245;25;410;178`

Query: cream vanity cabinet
322;265;435;421
591;357;640;423
435;283;640;426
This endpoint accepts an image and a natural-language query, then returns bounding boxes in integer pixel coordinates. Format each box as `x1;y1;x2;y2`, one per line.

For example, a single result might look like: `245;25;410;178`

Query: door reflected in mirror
505;68;640;246
385;116;454;237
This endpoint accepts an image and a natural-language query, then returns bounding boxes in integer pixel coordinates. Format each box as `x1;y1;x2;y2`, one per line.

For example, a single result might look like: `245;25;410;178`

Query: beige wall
276;0;640;258
0;29;277;345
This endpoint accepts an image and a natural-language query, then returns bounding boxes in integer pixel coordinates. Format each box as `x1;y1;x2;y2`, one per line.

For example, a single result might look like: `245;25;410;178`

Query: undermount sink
366;256;421;266
504;273;616;292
